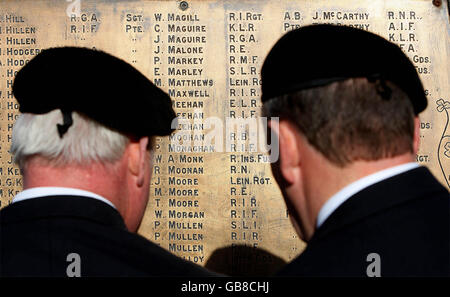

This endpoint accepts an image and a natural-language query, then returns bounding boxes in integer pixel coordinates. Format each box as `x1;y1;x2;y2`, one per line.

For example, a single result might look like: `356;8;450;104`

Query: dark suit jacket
277;167;450;277
0;196;217;276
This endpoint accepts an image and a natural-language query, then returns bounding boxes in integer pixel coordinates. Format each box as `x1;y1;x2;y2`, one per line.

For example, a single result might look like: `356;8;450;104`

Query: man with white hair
0;47;216;276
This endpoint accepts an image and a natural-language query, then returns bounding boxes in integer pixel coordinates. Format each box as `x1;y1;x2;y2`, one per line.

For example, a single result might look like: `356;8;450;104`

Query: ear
271;120;302;185
413;116;420;155
128;137;150;187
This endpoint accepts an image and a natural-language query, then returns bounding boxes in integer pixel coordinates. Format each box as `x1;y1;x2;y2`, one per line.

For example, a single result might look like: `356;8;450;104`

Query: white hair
11;110;129;169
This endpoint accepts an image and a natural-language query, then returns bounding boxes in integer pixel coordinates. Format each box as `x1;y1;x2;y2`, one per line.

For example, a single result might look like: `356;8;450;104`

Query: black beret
13;47;176;137
261;24;427;114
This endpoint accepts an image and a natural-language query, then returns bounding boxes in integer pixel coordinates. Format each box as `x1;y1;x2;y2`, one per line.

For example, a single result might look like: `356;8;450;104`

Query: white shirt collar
12;186;117;209
316;162;419;228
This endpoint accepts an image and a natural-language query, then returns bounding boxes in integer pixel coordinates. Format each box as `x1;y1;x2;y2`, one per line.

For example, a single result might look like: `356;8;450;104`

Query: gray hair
11;110;129;170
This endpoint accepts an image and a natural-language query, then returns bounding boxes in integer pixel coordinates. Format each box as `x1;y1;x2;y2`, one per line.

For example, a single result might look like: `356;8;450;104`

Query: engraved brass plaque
0;0;448;275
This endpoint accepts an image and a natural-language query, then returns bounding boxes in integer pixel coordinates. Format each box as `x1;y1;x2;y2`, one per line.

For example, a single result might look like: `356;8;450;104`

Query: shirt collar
12;186;117;209
316;162;419;228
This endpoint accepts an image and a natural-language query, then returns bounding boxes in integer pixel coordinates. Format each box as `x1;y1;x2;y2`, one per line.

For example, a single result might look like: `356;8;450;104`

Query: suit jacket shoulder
0;196;218;277
277;167;450;277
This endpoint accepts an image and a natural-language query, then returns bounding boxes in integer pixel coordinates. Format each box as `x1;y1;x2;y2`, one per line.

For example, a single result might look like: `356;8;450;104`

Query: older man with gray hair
0;47;215;277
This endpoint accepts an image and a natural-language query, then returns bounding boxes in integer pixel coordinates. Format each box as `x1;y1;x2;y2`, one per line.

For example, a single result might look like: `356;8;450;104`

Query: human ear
128;137;149;187
413;117;420;155
272;120;301;185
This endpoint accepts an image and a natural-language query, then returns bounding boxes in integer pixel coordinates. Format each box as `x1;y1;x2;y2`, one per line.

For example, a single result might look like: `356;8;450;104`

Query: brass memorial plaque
0;0;449;275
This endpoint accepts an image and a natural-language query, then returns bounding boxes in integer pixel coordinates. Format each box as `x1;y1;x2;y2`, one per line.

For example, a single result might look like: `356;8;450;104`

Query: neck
302;153;415;240
22;157;127;211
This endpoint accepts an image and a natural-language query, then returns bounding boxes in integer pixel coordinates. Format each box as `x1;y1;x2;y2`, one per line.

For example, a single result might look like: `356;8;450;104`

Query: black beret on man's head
13;47;176;137
261;24;427;114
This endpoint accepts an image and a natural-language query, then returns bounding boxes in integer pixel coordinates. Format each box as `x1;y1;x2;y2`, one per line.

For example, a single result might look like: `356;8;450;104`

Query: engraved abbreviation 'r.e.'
66;252;81;277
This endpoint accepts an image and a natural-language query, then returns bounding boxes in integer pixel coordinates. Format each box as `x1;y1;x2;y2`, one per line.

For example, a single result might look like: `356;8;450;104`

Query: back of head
11;110;129;170
11;46;176;171
261;25;425;166
10;47;177;232
263;78;415;167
